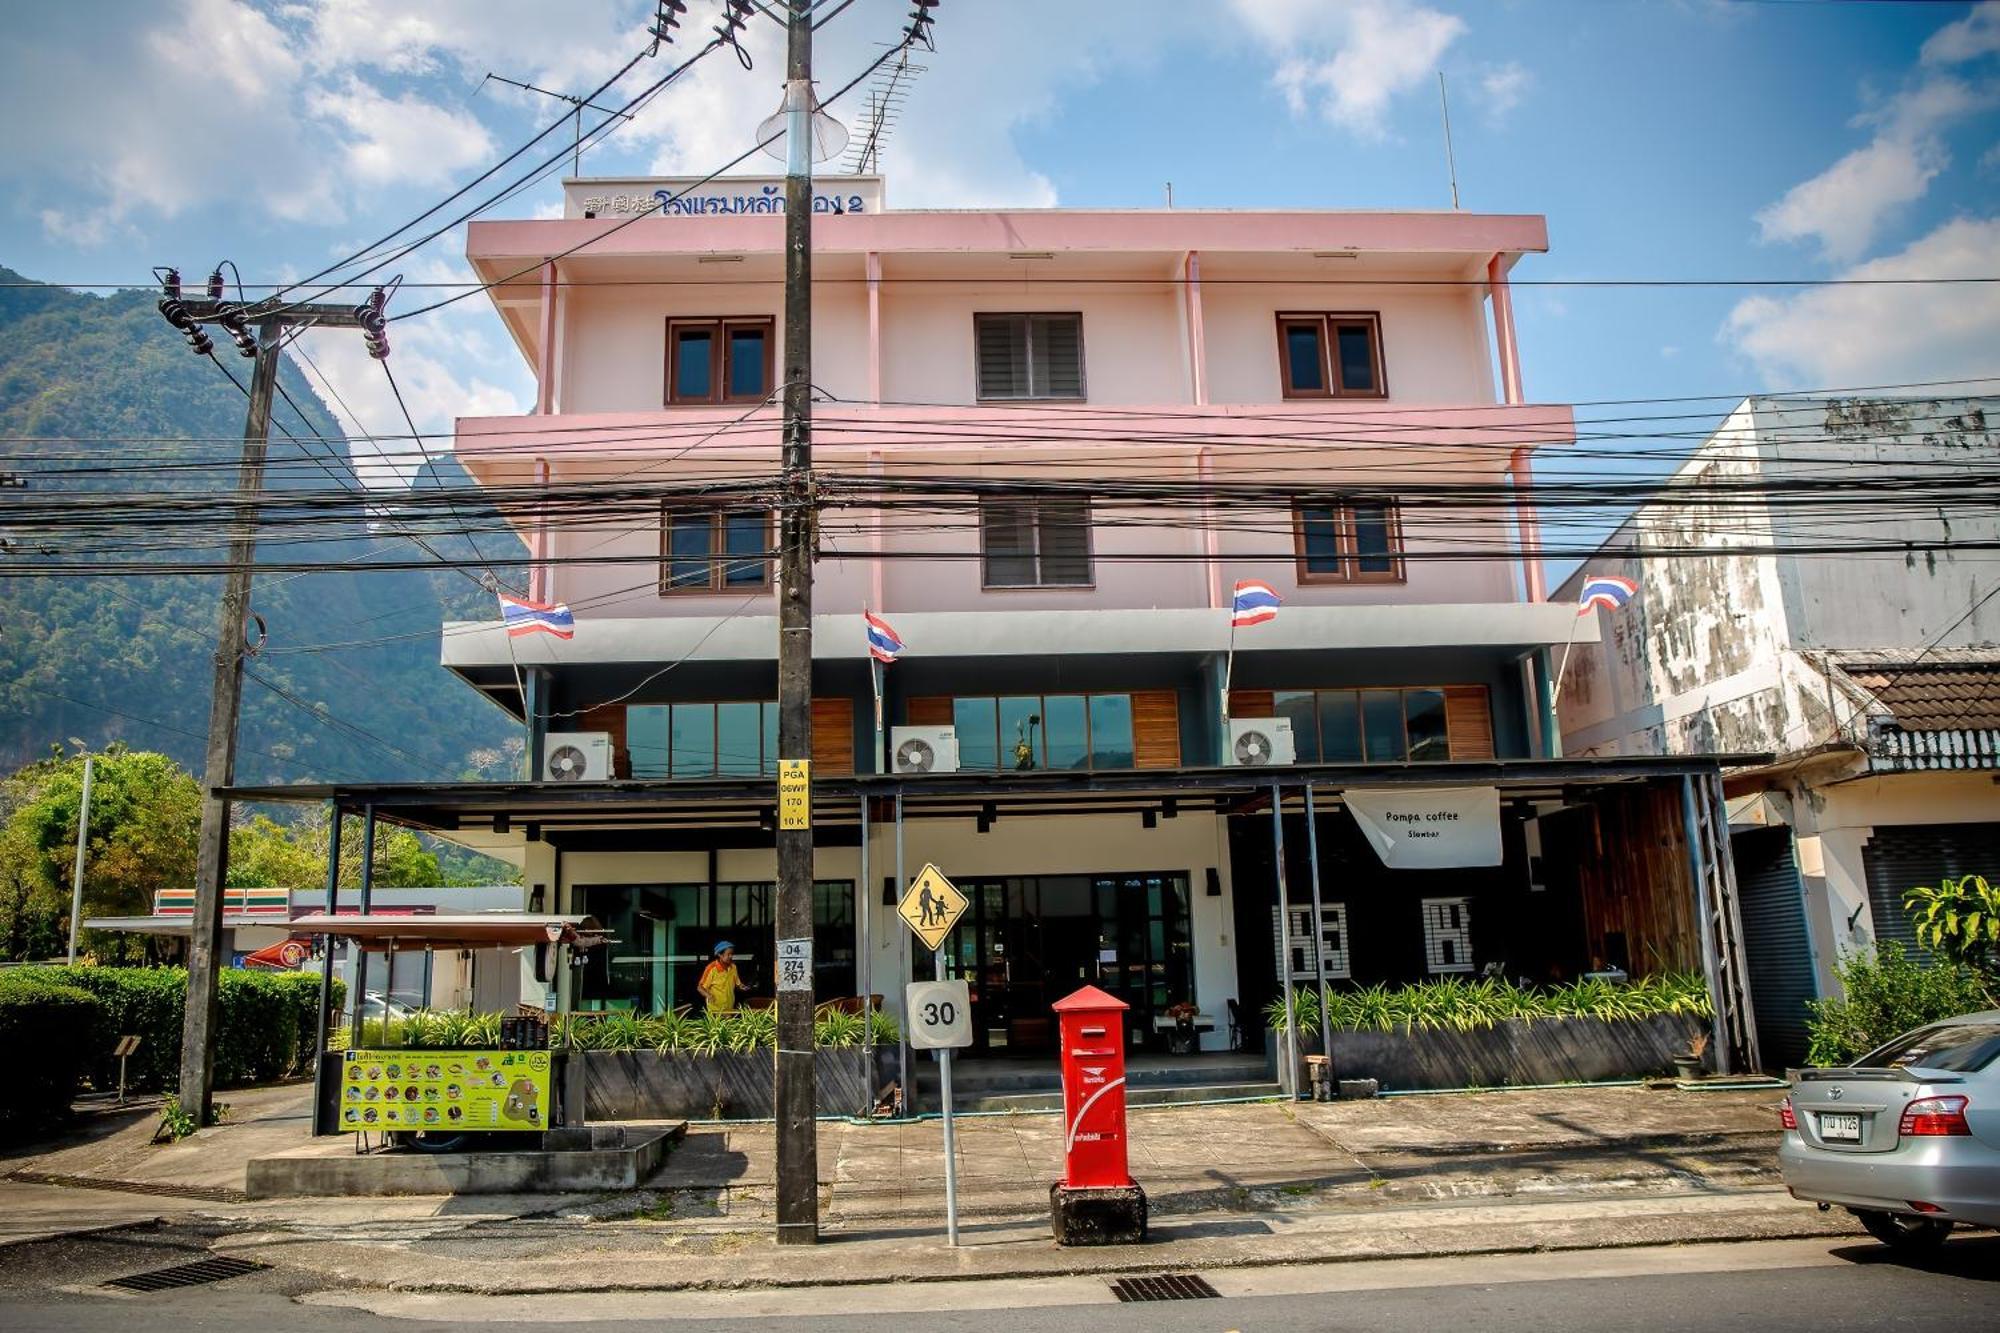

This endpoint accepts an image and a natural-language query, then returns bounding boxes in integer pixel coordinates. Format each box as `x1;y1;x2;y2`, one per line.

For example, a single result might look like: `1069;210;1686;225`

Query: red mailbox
1050;986;1147;1244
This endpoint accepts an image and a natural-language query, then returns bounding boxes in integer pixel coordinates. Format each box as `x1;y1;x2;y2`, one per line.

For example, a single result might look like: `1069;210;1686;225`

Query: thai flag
1577;574;1639;615
499;592;575;639
864;609;905;664
1231;579;1281;628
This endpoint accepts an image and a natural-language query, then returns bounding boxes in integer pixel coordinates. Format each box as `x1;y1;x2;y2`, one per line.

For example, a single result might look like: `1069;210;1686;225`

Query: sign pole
901;864;971;1247
934;942;958;1247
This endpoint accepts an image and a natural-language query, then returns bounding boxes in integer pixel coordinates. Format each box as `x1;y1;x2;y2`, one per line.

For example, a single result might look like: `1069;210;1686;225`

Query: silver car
1779;1009;2000;1250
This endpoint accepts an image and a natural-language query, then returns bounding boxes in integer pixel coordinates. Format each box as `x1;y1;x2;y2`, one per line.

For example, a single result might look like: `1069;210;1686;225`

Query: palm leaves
1266;972;1713;1035
1904;876;2000;997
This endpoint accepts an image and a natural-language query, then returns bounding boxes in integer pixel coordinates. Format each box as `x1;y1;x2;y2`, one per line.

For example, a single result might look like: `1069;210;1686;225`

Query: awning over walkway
286;913;605;950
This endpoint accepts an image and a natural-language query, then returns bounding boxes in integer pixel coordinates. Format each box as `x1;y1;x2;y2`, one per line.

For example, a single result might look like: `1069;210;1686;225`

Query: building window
980;497;1092;587
947;693;1137;772
1421;896;1474;974
1274;902;1351;983
661;506;772;593
1294;498;1404;583
576;879;855;1011
1276;313;1385;399
666;317;774;404
1267;686;1474;763
975;313;1085;400
628;701;780;778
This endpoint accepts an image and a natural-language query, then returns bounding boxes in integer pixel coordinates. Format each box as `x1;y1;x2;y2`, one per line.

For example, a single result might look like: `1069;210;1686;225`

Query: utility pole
158;280;377;1125
773;0;819;1246
66;753;95;963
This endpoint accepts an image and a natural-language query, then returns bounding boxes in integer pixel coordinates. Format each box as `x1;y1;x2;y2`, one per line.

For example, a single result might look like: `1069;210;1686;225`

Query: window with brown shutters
975;313;1085;400
811;697;855;775
980;497;1092;587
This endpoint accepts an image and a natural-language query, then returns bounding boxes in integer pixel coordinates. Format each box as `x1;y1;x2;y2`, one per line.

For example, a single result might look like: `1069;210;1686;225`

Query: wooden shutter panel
1444;686;1495;760
1131;690;1181;769
975;315;1027;398
1033;313;1084;398
905;696;954;727
1227;689;1275;719
811;697;855;775
578;705;631;779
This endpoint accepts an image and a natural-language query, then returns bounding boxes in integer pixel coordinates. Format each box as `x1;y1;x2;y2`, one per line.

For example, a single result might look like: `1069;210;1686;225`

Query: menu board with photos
339;1048;552;1132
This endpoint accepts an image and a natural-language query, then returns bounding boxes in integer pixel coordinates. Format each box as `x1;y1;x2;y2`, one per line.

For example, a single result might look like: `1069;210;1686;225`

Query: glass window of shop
575;880;856;1012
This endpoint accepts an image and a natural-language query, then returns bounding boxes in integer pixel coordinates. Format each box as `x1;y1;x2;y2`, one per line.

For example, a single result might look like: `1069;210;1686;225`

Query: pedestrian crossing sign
898;863;968;953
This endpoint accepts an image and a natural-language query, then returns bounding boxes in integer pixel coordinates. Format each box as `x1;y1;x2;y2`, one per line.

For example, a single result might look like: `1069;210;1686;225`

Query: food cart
289;912;606;1151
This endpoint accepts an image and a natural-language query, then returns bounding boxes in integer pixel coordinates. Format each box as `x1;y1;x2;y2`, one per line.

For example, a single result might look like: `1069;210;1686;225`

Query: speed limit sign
905;980;972;1050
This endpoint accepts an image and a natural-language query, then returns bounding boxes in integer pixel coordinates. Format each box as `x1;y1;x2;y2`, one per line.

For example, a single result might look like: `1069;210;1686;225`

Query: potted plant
1672;1031;1710;1082
1164;1001;1200;1055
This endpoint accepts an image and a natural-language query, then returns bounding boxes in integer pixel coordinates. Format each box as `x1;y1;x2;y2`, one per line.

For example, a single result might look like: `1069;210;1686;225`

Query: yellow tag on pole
898;863;968;953
778;759;811;830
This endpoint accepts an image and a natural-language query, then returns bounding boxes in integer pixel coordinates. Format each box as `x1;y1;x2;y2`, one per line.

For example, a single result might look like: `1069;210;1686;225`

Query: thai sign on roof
564;174;885;220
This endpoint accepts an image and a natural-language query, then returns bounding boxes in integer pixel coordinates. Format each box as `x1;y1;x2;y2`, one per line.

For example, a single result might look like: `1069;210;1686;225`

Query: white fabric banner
1342;787;1504;869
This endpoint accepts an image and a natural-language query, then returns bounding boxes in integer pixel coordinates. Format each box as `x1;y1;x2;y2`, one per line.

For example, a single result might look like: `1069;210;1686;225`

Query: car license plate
1819;1112;1861;1142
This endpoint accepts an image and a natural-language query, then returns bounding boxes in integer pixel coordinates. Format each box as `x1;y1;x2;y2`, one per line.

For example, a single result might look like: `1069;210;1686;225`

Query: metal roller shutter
1860;822;2000;956
1731;827;1817;1070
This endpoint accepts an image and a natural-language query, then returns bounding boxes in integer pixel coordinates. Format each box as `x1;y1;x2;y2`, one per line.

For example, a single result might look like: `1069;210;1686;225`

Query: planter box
581;1047;896;1121
1270;1013;1706;1093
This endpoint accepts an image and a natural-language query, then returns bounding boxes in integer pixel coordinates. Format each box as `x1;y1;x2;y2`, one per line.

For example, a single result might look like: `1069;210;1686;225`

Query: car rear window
1856;1021;2000;1073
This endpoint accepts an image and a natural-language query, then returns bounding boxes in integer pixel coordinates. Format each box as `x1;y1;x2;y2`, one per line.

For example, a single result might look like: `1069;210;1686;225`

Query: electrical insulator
159;267;182;301
649;0;686;45
908;0;939;42
157;294;214;356
356;287;390;361
716;0;750;41
206;270;225;301
218;308;259;359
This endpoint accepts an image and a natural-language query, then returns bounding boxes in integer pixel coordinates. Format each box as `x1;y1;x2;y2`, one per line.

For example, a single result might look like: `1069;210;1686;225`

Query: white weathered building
1556;396;2000;1064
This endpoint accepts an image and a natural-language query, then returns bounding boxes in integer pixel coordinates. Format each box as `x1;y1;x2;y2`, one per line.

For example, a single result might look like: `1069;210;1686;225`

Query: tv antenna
840;43;927;175
476;72;637;178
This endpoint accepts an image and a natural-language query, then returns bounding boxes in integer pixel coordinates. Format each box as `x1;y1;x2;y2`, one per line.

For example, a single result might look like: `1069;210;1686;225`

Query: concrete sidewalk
3;1081;1830;1294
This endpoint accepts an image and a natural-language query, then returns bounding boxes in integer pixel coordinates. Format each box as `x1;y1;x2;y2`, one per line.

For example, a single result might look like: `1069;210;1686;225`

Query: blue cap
713;940;735;955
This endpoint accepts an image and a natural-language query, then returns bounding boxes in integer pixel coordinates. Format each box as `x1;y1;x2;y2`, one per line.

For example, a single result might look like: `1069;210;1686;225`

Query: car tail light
1779;1097;1797;1130
1908;1200;1945;1213
1898;1095;1970;1137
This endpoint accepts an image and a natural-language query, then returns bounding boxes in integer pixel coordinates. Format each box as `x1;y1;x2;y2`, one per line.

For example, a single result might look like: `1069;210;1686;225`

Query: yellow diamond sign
898;863;968;953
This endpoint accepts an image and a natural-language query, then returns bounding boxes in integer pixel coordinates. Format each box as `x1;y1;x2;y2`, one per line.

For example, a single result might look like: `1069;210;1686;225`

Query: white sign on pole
1342;786;1504;869
775;937;813;992
905;980;972;1051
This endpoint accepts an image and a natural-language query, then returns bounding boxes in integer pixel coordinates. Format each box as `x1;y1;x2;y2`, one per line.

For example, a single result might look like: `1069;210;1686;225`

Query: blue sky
0;0;1994;468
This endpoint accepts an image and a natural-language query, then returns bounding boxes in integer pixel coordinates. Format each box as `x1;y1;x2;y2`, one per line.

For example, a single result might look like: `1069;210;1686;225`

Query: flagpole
1549;605;1586;706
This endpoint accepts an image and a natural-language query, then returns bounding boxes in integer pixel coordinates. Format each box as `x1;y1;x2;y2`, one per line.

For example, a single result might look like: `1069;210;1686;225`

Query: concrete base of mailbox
1050;1181;1148;1246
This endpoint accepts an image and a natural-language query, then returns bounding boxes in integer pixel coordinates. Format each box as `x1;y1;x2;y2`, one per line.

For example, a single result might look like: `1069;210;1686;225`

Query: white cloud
307;79;496;188
1723;216;2000;388
1233;0;1465;139
1922;1;2000;65
1756;75;1996;262
1478;62;1532;123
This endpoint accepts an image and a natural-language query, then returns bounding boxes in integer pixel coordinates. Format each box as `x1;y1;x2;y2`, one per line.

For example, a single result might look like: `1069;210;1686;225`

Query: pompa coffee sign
1342;787;1503;869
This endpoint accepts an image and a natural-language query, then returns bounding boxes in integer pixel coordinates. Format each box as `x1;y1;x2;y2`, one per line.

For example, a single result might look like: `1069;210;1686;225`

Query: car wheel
1853;1209;1953;1251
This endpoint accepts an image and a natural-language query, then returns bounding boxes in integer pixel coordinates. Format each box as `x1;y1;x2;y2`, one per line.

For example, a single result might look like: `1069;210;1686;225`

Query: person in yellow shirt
697;941;746;1014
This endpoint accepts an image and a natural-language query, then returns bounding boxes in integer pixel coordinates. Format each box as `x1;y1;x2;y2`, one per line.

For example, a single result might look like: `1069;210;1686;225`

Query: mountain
0;265;526;786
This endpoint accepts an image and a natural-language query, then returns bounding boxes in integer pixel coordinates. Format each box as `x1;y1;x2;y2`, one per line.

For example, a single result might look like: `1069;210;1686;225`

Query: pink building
288;175;1760;1093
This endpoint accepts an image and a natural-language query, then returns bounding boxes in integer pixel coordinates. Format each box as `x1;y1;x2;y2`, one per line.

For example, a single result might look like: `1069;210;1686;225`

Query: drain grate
1108;1274;1222;1302
6;1170;247;1204
106;1256;266;1293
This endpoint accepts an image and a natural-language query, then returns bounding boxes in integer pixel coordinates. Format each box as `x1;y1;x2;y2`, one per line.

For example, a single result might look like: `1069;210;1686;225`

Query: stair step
937;1081;1282;1115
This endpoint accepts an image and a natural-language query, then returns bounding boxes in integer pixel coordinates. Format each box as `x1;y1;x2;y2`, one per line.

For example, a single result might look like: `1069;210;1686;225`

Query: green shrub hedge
0;974;107;1140
12;966;340;1092
1265;972;1714;1036
1805;943;1992;1066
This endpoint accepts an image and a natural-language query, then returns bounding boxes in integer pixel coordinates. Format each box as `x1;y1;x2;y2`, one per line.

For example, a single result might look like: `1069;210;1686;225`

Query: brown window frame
664;316;776;405
973;312;1088;402
659;505;775;595
1292;497;1405;584
1275;312;1387;400
978;496;1095;589
1234;684;1492;762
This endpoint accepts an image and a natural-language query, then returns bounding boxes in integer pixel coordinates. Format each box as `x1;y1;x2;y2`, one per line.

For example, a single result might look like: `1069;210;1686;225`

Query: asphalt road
3;1233;1997;1331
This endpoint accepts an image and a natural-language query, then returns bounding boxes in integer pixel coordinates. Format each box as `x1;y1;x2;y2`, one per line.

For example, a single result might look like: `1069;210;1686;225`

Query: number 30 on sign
905;979;971;1050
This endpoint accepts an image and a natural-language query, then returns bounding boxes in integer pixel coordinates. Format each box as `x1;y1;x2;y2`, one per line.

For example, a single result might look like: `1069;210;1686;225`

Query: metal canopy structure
286;913;605;951
221;752;1769;837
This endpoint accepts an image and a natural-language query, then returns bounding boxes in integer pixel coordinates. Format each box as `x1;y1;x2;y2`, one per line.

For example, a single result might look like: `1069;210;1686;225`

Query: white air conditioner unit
891;726;959;775
542;731;613;783
1227;717;1295;767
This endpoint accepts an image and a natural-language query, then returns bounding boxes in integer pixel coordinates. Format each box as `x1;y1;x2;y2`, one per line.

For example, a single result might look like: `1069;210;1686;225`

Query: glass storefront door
933;871;1194;1055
